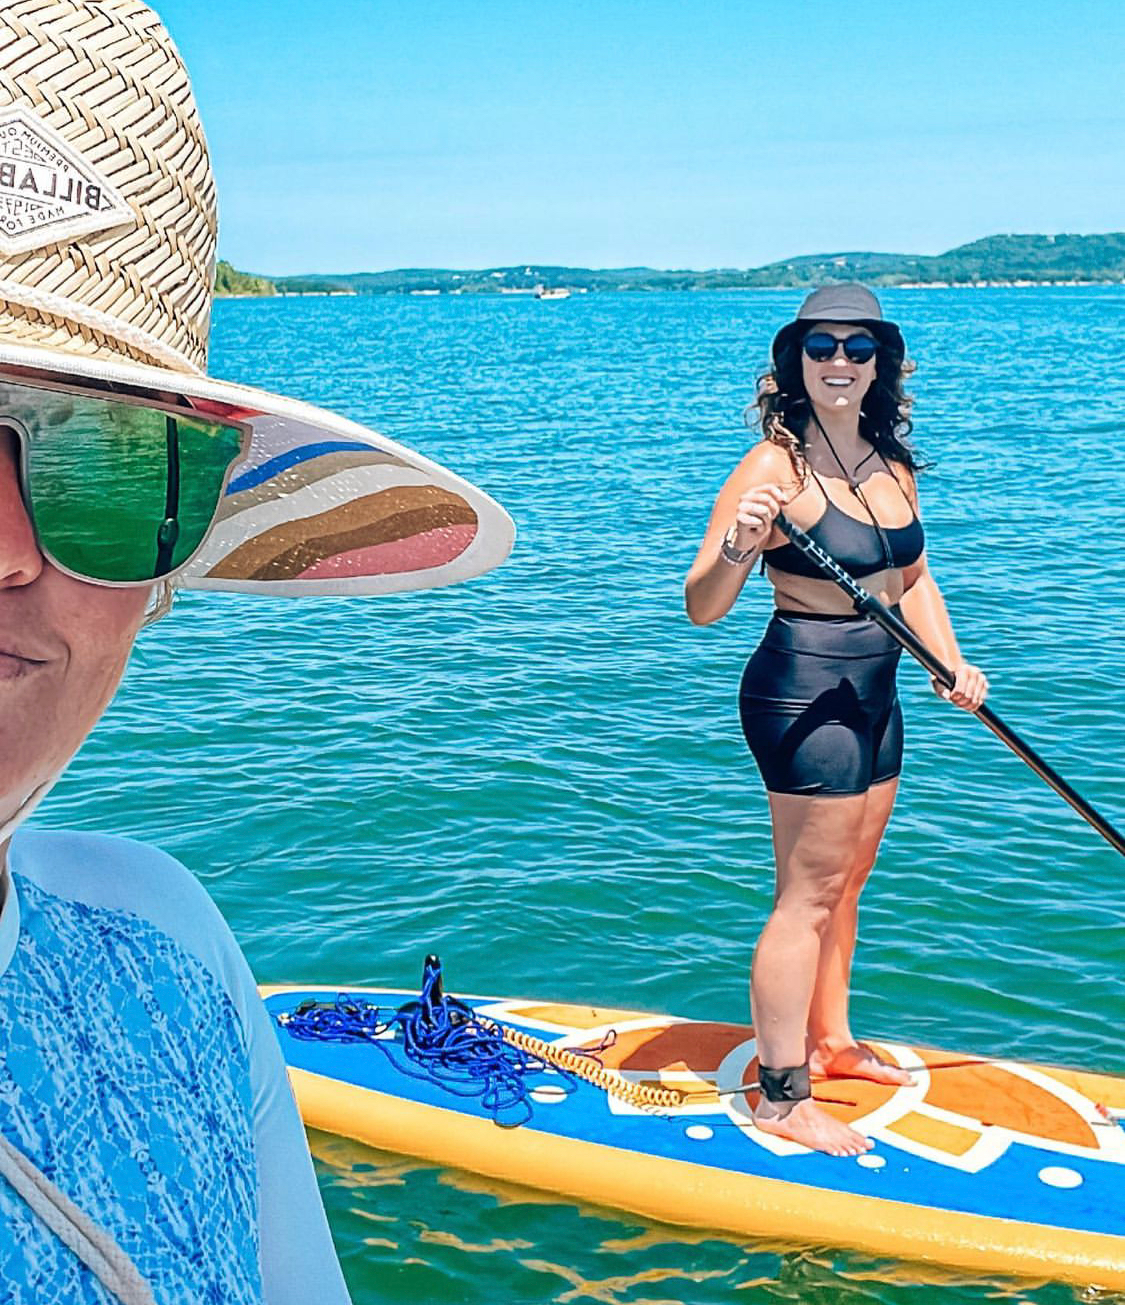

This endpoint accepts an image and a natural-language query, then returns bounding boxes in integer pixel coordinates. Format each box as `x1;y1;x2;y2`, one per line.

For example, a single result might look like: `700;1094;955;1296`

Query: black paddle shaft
773;512;1125;859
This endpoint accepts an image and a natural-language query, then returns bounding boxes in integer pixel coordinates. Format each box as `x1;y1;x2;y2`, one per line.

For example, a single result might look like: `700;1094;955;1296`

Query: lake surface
40;287;1125;1303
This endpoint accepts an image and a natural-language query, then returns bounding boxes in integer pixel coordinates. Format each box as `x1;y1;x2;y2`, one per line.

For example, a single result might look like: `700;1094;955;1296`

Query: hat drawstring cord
0;1133;156;1304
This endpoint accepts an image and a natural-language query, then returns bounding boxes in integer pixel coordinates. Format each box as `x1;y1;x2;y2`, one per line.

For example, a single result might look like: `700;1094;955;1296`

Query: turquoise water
41;288;1125;1303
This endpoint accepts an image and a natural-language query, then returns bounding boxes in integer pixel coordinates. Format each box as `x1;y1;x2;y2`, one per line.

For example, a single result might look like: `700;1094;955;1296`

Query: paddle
774;513;1125;858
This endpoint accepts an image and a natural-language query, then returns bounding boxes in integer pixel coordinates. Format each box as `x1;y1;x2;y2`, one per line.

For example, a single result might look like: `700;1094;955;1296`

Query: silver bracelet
719;529;757;566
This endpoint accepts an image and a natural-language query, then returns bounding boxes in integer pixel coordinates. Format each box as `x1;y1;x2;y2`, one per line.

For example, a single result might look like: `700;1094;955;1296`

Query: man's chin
0;763;68;842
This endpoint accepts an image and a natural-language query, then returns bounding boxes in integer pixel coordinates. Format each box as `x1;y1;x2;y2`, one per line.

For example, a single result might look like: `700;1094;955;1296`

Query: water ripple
37;287;1125;1304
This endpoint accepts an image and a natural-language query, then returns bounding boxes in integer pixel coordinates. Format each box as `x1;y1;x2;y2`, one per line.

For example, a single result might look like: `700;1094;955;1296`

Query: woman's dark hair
749;328;928;474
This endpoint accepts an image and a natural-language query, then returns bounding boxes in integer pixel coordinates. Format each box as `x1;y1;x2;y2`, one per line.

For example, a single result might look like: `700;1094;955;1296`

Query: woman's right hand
730;482;787;551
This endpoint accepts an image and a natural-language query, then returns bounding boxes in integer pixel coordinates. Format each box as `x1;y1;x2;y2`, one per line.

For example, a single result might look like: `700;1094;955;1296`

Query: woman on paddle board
684;284;988;1157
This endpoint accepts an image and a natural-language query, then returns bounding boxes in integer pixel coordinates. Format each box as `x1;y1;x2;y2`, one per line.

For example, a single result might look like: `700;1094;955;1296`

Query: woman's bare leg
750;791;874;1156
805;778;913;1086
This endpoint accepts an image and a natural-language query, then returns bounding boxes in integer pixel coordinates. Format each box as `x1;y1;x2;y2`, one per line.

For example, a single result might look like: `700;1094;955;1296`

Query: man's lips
0;655;37;681
0;644;49;678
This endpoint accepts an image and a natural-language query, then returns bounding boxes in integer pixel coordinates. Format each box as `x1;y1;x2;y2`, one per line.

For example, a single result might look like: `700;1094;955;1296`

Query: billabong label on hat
0;107;134;256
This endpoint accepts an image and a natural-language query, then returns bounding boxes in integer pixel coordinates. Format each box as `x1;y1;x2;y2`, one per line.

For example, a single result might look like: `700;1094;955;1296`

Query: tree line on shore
214;233;1125;297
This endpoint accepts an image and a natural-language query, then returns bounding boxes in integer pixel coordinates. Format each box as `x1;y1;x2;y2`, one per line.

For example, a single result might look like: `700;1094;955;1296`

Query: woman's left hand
932;663;989;711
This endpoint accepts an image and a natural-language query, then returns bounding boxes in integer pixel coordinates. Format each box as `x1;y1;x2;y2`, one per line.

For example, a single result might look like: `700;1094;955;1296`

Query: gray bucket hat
770;283;905;365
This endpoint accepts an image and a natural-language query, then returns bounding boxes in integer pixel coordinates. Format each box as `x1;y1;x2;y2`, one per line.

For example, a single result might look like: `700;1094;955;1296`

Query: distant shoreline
216;280;1125;299
214;231;1125;298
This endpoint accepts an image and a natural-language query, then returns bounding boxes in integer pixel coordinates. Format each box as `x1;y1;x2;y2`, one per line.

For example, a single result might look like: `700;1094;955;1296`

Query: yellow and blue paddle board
263;985;1125;1290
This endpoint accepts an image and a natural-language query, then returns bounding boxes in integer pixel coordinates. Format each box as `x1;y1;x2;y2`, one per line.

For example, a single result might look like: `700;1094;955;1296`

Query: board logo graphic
0;107;134;256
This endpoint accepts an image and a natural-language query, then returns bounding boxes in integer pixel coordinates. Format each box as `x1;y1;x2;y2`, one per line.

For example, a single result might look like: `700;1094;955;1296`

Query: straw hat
0;0;513;595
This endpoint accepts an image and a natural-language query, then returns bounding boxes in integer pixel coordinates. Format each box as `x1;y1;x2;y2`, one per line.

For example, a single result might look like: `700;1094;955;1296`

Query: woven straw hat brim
0;340;515;597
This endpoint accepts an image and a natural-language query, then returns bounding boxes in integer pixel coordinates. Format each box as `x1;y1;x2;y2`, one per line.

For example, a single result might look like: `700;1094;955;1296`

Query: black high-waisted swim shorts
738;610;904;797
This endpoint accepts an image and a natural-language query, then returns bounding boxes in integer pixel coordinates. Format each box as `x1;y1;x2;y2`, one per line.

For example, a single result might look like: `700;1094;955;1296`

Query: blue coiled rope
279;955;578;1127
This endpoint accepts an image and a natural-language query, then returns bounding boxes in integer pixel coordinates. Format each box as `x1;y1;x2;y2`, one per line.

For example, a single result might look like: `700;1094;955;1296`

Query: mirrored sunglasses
3;373;247;586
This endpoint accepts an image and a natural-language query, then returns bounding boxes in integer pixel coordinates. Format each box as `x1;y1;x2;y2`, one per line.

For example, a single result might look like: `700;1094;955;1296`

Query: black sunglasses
802;331;878;364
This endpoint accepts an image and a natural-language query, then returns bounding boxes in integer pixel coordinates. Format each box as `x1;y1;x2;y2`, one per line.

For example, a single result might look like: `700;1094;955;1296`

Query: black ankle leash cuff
757;1063;812;1103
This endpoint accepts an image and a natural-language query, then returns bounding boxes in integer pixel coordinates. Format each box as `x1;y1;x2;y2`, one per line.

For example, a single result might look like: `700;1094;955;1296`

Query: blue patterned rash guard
0;828;352;1305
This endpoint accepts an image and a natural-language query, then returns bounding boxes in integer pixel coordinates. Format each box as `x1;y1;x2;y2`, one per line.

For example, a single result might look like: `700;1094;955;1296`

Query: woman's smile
814;368;862;405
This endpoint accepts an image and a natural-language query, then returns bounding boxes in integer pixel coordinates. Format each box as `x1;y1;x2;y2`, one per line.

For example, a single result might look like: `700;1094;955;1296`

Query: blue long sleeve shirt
0;828;351;1305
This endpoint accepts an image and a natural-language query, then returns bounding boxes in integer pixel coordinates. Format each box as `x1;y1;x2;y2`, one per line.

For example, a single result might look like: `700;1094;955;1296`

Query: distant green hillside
214;260;276;297
767;234;1125;287
225;233;1125;297
925;233;1125;284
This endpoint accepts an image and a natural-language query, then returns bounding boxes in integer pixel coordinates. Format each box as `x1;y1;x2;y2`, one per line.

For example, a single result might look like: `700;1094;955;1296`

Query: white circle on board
856;1154;886;1170
530;1085;568;1104
685;1125;714;1142
1038;1166;1083;1189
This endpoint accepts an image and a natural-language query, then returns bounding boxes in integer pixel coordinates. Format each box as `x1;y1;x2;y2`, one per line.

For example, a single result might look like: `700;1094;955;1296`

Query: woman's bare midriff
765;565;907;614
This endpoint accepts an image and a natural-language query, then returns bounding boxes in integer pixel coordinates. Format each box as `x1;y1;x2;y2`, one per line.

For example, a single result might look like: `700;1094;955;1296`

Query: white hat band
0;277;200;374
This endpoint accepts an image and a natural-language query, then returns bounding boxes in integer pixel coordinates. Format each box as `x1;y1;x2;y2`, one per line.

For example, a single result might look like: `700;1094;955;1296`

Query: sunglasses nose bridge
0;416;31;502
0;424;44;589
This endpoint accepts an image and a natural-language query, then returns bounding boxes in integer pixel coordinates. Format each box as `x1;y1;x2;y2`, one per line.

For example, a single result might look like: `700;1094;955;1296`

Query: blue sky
157;0;1123;275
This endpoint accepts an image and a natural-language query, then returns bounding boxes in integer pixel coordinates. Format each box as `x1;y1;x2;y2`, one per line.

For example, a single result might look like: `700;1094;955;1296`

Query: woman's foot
809;1040;915;1087
753;1096;873;1157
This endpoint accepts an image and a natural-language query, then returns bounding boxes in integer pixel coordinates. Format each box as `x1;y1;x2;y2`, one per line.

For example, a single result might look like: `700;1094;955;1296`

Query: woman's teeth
824;377;853;387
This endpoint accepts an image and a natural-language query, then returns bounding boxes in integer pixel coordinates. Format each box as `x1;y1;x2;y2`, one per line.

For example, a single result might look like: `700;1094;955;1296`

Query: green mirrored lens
22;390;243;582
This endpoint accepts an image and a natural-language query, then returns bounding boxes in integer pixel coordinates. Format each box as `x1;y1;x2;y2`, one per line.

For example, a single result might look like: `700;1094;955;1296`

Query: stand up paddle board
262;981;1125;1291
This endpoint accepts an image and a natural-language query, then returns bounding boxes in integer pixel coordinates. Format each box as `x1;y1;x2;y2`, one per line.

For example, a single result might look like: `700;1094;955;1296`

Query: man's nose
0;430;44;589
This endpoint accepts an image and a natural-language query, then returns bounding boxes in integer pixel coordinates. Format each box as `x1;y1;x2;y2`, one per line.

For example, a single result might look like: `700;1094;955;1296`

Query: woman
684;284;987;1158
0;3;511;1299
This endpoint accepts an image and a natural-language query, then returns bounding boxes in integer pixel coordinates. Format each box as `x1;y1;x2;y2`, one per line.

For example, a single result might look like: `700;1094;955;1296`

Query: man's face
0;426;150;840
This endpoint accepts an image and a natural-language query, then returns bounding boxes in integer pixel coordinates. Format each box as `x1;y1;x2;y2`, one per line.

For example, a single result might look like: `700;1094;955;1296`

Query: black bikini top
763;463;925;580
